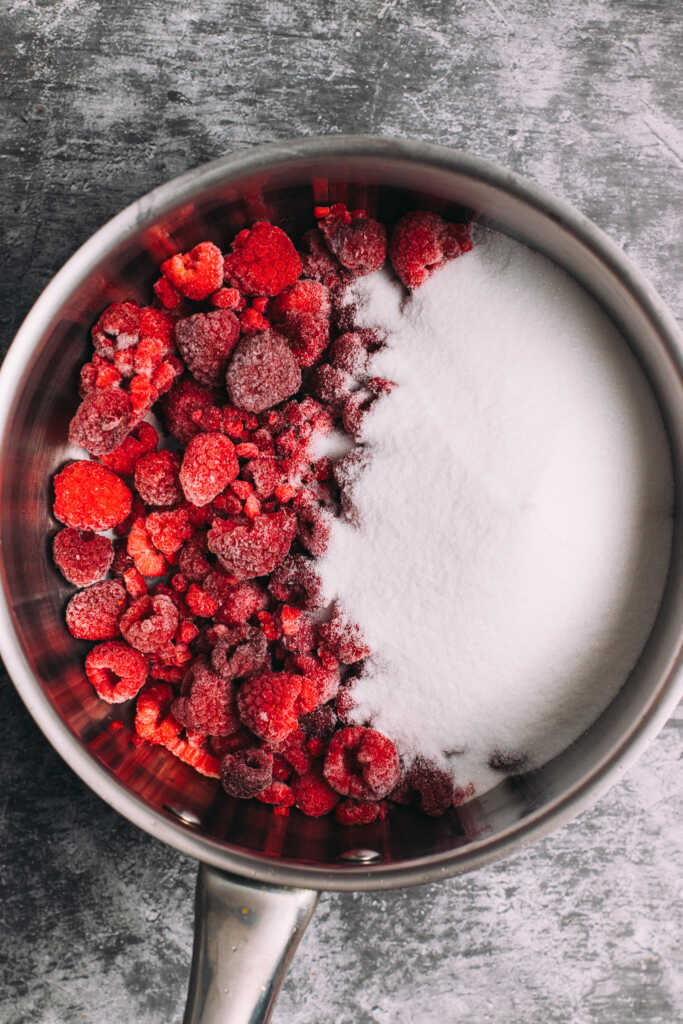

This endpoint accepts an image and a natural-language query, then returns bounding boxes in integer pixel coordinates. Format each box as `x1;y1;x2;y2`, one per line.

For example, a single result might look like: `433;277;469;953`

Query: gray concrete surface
1;1;682;1022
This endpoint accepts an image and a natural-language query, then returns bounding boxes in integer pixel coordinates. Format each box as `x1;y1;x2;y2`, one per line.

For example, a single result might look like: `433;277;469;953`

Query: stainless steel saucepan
1;137;681;1024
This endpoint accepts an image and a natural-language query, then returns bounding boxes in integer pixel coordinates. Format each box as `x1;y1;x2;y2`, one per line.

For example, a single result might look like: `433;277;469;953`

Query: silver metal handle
183;864;319;1024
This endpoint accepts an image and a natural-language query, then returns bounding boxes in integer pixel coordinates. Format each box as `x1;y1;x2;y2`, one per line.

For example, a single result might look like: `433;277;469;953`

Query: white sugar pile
317;230;673;796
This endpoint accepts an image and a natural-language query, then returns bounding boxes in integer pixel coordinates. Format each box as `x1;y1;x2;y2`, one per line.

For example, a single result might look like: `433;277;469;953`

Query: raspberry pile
53;202;473;824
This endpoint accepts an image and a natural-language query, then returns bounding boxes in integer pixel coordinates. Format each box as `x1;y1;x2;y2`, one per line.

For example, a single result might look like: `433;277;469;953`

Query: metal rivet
338;848;381;863
164;804;202;827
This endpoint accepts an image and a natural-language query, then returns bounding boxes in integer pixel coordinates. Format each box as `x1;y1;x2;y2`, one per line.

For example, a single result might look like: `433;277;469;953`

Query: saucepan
1;137;681;1023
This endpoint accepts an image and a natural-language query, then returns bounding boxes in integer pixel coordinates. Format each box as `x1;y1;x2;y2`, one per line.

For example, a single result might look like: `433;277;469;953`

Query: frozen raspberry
237;672;317;744
161;241;224;301
165;739;221;778
220;747;273;799
172;657;240;736
334;799;386;826
99;422;158;477
210;286;242;309
319;205;386;276
299;228;347;288
277;727;313;776
177;532;211;582
216;580;268;624
311;363;352;408
163;377;215;445
145;508;193;558
243;457;282;499
179;432;239;506
256;780;295;809
292;770;339;817
389;211;472;289
324;727;400;800
280;313;330;368
271;280;331;319
53;528;114;587
54;461;132;532
127;517;167;577
299;703;338;739
210;626;268;681
134;449;182;506
224;222;302;296
335;684;357;725
291;490;331;557
209;728;253;759
120;594;179;654
134;682;174;741
174;310;240;387
318;609;370;664
65;580;127;640
139;305;175;348
154;276;182;309
92;302;140;360
207;508;297;580
225;330;302;414
68;387;132;456
392;757;453;817
85;640;147;703
185;583;218;617
288;652;340;705
329;332;370;375
332;449;369;528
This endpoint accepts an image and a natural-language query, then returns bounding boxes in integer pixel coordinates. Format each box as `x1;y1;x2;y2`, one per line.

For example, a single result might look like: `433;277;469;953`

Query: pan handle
183;864;319;1024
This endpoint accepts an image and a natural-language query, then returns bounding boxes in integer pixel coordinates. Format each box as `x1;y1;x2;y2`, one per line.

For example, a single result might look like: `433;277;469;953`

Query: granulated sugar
318;230;673;796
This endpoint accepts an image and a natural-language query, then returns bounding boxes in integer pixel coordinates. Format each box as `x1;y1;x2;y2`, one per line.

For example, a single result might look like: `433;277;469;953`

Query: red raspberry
185;583;219;618
174;309;240;387
299;702;338;739
179;432;239;506
65;580;127;640
335;684;357;725
291;770;339;817
318;607;370;664
53;528;114;586
334;799;386;826
207;507;297;581
100;422;158;477
244;456;282;499
319;205;386;276
172;657;240;736
220;746;273;799
278;727;313;776
299;228;347;289
68;387;132;456
311;363;352;408
163;377;216;445
134;449;182;506
278;313;330;368
225;330;302;414
391;757;453;817
271;279;331;319
161;241;224;301
120;594;179;653
210;626;268;681
153;277;182;309
288;652;340;705
389;211;472;289
92;302;140;360
329;331;370;375
292;490;331;558
216;580;268;625
85;640;148;703
210;286;242;309
209;728;254;758
134;682;175;740
165;738;221;778
237;672;317;744
223;222;302;296
177;531;211;582
144;507;193;559
256;780;294;809
54;461;132;532
127;517;168;577
324;727;400;800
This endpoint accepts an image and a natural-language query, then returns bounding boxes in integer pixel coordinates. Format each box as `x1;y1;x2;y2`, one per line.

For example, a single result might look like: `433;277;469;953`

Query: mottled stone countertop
1;1;682;1022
